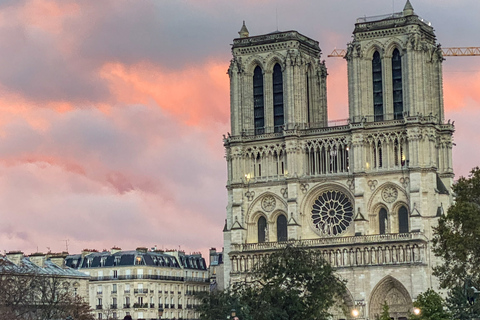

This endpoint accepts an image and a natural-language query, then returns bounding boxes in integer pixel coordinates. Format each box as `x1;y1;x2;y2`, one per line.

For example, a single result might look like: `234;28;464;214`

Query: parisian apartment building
65;247;209;320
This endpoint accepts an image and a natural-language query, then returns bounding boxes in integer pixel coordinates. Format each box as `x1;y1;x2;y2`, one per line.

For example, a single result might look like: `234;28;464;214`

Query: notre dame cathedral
222;1;454;319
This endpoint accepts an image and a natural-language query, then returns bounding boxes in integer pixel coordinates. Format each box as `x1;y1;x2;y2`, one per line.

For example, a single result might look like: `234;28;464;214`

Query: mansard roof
0;255;89;278
65;249;207;271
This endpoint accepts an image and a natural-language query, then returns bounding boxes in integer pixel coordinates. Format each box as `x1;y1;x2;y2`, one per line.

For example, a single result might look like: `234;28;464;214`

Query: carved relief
368;180;378;191
261;195;276;212
382;186;398;203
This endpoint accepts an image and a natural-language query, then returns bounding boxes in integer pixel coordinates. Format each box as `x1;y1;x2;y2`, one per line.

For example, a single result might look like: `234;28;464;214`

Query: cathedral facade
223;1;454;319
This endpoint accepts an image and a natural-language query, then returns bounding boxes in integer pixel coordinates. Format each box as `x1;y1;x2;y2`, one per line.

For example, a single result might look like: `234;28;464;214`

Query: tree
432;167;480;319
197;245;347;320
432;167;480;289
376;301;390;320
409;288;450;320
0;266;94;320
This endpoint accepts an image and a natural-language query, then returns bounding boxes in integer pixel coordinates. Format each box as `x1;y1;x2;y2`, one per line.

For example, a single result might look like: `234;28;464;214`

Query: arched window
253;66;264;134
258;216;267;243
277;215;288;242
392;48;403;119
379;208;388;235
273;63;284;133
372;51;383;121
398;206;409;233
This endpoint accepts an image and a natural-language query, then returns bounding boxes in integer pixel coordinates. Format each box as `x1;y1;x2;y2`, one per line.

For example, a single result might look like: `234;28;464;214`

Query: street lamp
158;306;164;320
351;309;359;318
413;307;421;316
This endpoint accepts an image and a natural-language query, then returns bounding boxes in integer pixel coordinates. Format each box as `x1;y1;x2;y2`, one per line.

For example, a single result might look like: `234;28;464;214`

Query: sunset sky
0;0;479;257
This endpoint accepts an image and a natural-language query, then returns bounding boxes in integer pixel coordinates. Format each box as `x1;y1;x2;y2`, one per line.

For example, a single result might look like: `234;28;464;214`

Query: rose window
311;190;354;236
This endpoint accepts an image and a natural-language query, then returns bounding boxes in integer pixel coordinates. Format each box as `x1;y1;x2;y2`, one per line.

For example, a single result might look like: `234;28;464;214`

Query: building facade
66;248;209;320
223;1;454;319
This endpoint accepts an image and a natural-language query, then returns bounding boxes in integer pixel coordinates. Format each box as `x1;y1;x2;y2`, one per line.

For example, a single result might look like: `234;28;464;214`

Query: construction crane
327;47;480;57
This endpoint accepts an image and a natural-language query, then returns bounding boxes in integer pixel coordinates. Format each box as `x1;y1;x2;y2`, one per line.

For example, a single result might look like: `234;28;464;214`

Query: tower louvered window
253;66;264;134
372;51;383;121
392;49;403;119
273;63;284;133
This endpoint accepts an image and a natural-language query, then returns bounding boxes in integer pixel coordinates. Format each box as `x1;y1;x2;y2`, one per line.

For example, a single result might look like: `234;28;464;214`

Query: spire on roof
403;0;414;16
238;21;249;38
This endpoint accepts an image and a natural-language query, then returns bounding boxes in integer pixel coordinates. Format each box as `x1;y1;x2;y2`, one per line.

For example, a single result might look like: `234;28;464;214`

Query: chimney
6;251;24;265
29;252;46;267
49;253;68;268
111;246;122;254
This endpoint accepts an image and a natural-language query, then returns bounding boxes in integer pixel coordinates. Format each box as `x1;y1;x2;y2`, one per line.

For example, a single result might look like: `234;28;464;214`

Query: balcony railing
90;274;208;282
133;303;149;308
123;304;130;309
96;305;102;310
134;289;149;294
150;303;155;308
111;304;117;309
231;232;428;253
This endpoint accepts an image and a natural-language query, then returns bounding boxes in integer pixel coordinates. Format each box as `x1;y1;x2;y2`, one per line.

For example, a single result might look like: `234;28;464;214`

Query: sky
0;0;479;258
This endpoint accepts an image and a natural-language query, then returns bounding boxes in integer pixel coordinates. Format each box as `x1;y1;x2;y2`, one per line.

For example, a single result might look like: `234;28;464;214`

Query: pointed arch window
258;216;266;243
379;208;387;235
277;215;288;242
273;63;284;133
372;51;383;121
392;48;403;119
398;206;409;233
253;66;264;134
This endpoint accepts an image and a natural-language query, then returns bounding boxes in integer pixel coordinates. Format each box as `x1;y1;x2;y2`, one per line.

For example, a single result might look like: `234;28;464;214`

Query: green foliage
445;284;480;320
376;301;390;320
433;167;480;289
409;288;450;320
197;245;347;320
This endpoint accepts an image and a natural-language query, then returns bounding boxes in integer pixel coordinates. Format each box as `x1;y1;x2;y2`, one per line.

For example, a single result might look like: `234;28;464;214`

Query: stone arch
245;192;287;224
384;38;406;57
363;40;384;59
244;55;266;75
265;52;286;72
369;276;412;319
367;182;408;214
330;286;355;320
369;202;389;235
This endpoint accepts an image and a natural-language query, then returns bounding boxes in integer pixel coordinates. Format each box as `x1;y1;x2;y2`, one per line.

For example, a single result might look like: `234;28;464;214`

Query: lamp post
158;306;164;320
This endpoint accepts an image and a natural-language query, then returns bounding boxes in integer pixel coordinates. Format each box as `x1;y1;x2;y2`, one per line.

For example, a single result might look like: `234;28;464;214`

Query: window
398;206;409;233
112;284;117;293
258;216;267;243
392;48;403;119
273;63;284;132
253;66;264;134
372;51;383;121
379;208;388;235
277;215;288;242
113;270;118;279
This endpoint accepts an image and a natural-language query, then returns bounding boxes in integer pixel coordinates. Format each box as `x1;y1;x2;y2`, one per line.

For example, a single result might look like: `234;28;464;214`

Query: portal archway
369;276;412;319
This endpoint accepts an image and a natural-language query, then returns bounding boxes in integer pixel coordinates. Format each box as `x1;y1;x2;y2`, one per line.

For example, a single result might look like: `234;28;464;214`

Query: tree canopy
433;167;480;289
409;288;450;320
197;245;347;320
432;167;480;319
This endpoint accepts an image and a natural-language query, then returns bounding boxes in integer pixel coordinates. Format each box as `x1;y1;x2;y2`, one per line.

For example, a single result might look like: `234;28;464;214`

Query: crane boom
327;47;480;57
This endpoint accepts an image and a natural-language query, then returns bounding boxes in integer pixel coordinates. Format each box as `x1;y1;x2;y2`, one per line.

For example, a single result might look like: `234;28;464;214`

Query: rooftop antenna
63;239;70;252
276;6;279;31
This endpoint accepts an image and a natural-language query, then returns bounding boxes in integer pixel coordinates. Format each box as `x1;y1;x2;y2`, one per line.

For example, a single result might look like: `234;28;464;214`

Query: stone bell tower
223;2;455;319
